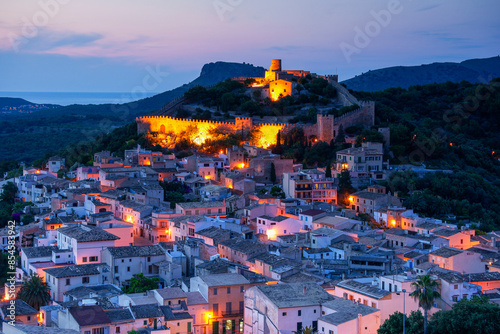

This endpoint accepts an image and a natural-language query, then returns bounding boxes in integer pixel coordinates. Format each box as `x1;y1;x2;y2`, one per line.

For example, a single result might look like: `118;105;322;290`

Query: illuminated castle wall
136;101;374;148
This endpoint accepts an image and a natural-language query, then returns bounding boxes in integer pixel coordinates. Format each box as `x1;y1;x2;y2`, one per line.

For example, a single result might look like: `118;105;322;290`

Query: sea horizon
0;91;159;106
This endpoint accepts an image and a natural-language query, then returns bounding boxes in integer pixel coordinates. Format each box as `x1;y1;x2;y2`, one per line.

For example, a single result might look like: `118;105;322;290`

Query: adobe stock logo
9;0;71;52
213;0;244;21
340;0;407;63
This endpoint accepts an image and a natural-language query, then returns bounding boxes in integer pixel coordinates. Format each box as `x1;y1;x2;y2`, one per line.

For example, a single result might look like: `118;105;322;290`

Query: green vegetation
378;311;424;334
17;274;51;310
410;275;441;334
428;296;500;334
122;273;160;293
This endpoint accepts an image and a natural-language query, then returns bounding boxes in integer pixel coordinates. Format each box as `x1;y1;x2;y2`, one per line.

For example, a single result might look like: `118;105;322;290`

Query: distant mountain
342;56;500;92
0;97;59;109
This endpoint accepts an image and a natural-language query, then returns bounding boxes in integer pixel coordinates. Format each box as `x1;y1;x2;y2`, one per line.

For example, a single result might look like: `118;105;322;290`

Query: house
335;142;387;179
57;224;120;265
58;305;111;334
190;273;251;334
218;238;267;265
175;201;226;217
318;297;381;334
244;282;334;334
432;271;481;309
349;189;401;215
117;200;153;236
20;246;59;276
254;215;302;240
199;185;231;202
247;155;294;184
100;245;166;286
195;226;240;246
433;228;478;250
249;252;298;278
428;247;485;273
332;278;421;322
44;263;110;301
47;156;65;173
0;299;39;326
282;170;337;204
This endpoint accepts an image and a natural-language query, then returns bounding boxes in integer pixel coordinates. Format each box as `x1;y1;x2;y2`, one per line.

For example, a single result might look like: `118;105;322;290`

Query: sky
0;0;499;93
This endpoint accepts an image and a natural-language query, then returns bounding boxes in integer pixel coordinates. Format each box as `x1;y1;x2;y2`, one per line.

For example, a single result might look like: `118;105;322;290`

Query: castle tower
235;117;253;137
317;113;335;143
270;59;282;72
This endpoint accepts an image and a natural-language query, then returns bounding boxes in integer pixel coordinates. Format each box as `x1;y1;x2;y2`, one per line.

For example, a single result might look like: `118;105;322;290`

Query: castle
136;60;375;148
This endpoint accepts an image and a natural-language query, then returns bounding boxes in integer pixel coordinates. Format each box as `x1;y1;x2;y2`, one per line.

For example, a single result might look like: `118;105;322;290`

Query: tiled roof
105;245;165;258
69;306;110;326
219;238;265;255
22;246;58;258
104;308;135;323
57;224;120;242
256;283;333;308
0;299;38;316
352;191;387;201
319;297;379;325
177;201;225;209
44;264;108;278
130;304;163;319
155;287;187;300
430;247;463;258
300;209;325;216
198;273;250;287
336;280;390;299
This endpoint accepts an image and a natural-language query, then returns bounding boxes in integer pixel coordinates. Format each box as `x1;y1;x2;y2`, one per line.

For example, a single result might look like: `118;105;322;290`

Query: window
127;267;130;272
27;316;31;321
121;259;124;263
214;288;217;295
239;301;244;314
187;322;192;333
213;303;219;316
82;257;88;263
82;277;89;284
226;302;232;314
66;278;70;286
115;266;118;272
240;286;244;293
116;327;121;333
147;257;151;262
89;256;98;262
298;310;301;316
227;287;231;294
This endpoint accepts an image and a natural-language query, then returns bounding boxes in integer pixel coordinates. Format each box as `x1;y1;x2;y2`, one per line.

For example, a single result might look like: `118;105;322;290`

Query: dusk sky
1;0;499;93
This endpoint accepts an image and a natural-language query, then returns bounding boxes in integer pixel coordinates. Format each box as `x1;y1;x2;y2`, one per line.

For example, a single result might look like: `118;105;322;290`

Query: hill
342;56;500;92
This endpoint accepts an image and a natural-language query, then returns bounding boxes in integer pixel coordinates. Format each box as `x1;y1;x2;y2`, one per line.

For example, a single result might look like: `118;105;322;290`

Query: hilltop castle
137;60;375;148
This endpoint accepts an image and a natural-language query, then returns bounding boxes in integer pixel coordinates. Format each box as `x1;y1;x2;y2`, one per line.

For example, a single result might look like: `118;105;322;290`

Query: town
1;59;499;334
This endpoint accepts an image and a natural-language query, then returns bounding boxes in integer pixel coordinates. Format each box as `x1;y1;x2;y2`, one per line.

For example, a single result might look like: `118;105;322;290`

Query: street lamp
396;288;407;334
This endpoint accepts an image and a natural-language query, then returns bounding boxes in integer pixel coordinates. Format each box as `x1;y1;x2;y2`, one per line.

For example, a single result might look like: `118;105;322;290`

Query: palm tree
293;326;316;334
410;274;440;334
17;274;51;310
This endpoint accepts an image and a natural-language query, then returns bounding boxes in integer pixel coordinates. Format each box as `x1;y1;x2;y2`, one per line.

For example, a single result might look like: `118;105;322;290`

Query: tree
122;273;159;293
325;161;332;178
270;162;277;184
378;310;424;334
270;186;285;199
0;182;17;204
410;275;441;334
272;131;282;155
293;326;316;334
17;274;51;310
335;124;346;144
165;191;186;209
338;170;354;206
428;295;500;334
